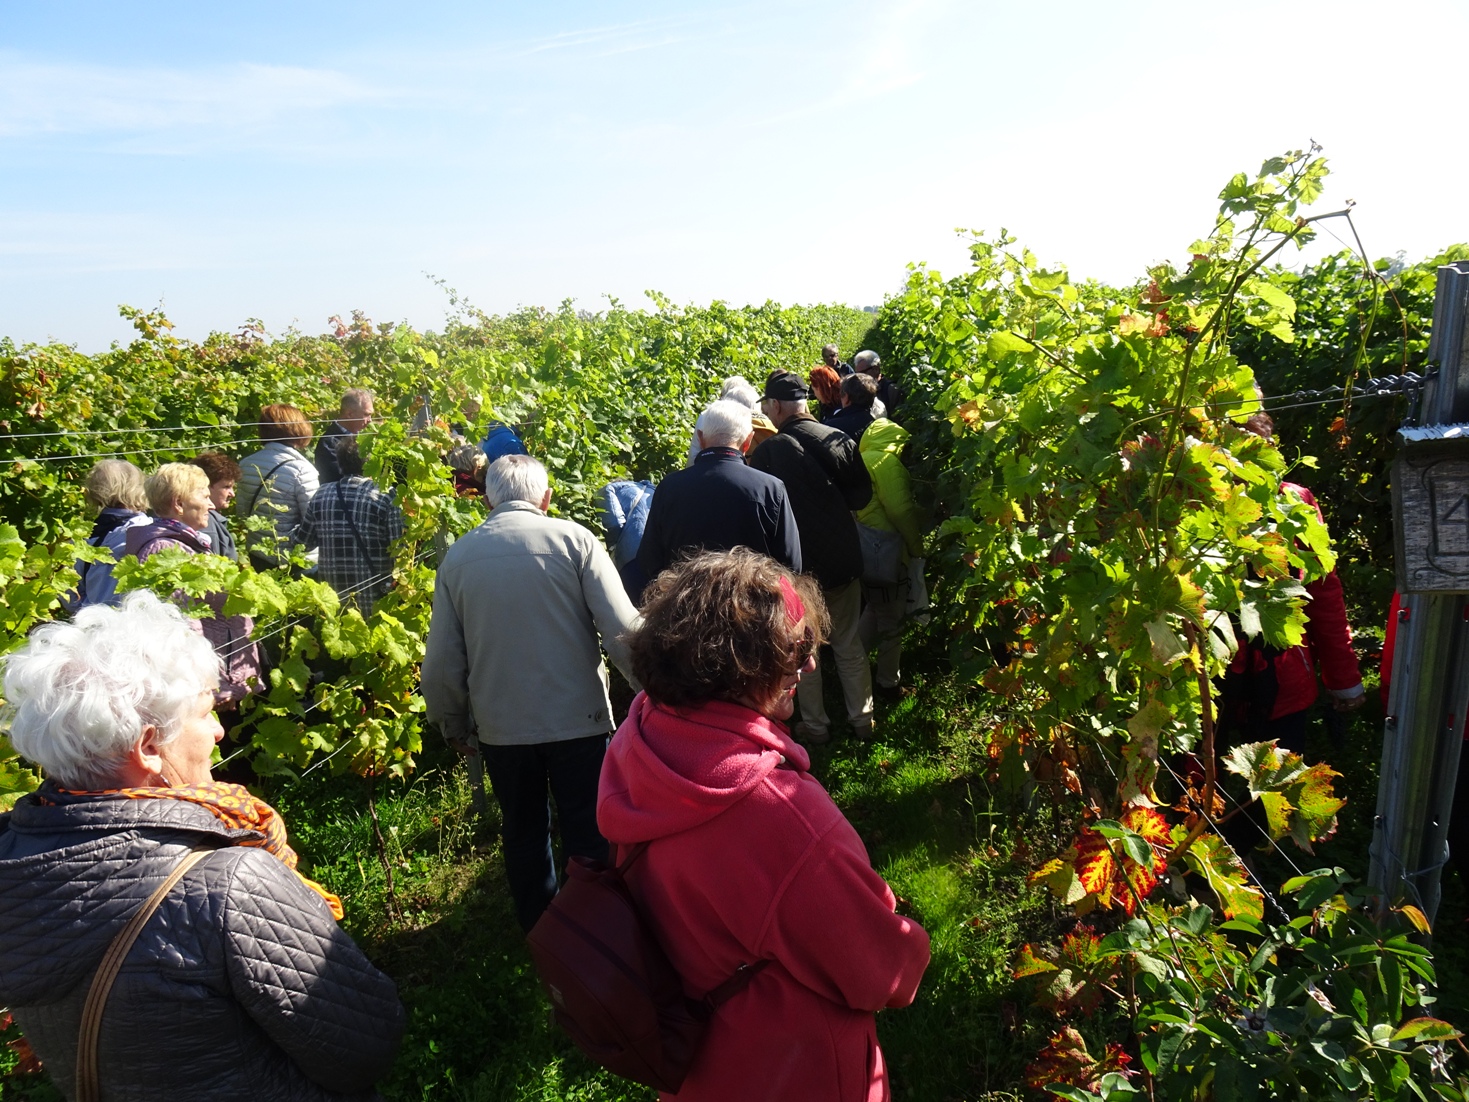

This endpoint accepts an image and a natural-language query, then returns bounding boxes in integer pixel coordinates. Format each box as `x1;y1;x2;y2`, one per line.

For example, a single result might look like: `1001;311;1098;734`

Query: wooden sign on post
1394;429;1469;593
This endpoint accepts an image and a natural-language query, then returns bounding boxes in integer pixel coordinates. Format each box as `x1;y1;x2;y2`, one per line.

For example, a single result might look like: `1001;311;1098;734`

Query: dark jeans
480;734;611;933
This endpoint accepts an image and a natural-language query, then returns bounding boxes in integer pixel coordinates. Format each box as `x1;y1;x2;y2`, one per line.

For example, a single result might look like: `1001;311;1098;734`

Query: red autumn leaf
1025;1027;1135;1092
1119;806;1172;875
1072;828;1120;908
1070;807;1172;916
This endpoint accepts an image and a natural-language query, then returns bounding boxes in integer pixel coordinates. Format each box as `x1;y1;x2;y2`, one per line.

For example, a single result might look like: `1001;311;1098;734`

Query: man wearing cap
750;370;875;742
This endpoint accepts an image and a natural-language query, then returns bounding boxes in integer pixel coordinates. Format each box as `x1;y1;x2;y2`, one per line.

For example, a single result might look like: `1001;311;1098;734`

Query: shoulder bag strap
701;959;770;1012
789;421;843;486
611;840;766;1012
613;840;650;875
335;482;373;562
245;457;294;517
74;845;215;1102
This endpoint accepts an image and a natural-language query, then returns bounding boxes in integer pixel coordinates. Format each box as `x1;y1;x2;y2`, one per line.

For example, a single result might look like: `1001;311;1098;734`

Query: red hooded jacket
597;694;931;1102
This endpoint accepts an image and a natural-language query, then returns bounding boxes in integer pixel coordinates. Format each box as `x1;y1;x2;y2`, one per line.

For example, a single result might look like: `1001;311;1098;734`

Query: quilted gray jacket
237;442;319;563
0;790;404;1101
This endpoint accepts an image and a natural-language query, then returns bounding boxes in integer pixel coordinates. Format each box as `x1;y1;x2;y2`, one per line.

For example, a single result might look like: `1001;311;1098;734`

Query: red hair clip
779;575;805;625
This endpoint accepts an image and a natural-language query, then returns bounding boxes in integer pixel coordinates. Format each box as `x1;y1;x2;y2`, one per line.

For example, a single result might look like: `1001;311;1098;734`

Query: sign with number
1395;445;1469;593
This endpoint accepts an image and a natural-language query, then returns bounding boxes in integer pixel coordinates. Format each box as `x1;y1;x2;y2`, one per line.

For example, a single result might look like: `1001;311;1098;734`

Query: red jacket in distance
1228;483;1364;719
598;694;931;1102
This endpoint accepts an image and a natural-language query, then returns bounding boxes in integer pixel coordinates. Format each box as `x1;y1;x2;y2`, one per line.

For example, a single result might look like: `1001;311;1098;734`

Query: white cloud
0;57;385;138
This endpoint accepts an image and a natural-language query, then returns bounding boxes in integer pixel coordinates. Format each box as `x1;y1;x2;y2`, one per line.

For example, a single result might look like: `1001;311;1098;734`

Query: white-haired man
638;399;802;583
422;454;642;932
315;387;375;484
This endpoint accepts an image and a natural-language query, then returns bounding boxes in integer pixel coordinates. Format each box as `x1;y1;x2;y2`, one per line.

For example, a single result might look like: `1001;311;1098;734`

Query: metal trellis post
1370;261;1469;925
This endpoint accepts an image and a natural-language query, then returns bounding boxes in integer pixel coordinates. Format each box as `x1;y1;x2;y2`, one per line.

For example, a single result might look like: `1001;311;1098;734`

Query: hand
446;734;478;757
1333;693;1367;714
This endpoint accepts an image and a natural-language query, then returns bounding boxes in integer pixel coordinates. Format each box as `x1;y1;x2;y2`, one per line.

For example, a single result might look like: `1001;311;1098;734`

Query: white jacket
236;442;319;563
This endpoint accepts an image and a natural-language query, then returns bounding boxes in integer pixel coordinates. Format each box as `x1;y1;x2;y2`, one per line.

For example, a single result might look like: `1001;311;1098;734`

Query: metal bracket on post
1370;261;1469;926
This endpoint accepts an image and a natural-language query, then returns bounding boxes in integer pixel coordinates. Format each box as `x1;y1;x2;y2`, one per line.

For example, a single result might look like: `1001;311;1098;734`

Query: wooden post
1371;261;1469;925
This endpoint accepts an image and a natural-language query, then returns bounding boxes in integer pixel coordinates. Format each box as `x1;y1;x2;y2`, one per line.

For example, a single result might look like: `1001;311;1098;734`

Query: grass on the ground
8;630;1466;1100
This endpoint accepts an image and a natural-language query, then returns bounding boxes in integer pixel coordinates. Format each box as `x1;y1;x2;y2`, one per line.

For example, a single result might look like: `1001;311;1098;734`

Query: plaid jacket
297;476;405;608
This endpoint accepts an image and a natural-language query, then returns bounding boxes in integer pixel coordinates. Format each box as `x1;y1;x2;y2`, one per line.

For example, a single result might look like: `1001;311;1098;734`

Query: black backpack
524;844;766;1092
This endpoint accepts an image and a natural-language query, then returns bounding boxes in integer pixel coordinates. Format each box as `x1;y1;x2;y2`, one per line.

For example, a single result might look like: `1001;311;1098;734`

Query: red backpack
525;844;766;1092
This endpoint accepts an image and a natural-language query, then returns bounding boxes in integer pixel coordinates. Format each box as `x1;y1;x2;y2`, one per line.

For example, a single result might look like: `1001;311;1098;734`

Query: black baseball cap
763;370;809;401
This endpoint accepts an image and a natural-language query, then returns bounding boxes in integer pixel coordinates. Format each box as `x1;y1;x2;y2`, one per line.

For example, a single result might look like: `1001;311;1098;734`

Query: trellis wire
212;543;439;661
0;416;342;443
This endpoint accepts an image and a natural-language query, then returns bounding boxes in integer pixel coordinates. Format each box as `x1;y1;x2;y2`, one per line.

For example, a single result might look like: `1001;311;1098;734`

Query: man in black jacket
750;370;875;742
315;388;375;484
824;373;879;443
638;400;802;582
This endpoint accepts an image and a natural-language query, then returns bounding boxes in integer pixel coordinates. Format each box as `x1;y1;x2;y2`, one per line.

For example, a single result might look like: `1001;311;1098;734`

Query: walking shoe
851;721;875;740
874;683;913;704
793;721;830;745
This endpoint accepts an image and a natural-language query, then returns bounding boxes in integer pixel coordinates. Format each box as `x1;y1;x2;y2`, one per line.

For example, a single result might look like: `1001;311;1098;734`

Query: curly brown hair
189;450;241;485
630;549;829;709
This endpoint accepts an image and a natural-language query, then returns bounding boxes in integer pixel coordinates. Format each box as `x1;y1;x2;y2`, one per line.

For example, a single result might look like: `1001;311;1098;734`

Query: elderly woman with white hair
123;462;264;708
0;592;404;1100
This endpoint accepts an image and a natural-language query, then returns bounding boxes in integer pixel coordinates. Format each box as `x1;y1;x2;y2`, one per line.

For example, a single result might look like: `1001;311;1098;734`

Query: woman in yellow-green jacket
854;404;926;698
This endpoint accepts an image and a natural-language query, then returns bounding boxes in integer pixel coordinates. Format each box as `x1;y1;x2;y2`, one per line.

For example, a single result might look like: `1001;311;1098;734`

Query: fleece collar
598;694;809;844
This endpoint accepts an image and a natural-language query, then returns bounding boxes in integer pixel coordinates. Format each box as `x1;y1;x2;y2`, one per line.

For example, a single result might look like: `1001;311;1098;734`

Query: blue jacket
637;448;802;583
480;424;528;466
599;481;656;569
823;405;876;443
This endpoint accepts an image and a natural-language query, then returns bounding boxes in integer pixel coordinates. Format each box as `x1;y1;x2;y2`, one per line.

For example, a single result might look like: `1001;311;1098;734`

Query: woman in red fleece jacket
598;549;931;1102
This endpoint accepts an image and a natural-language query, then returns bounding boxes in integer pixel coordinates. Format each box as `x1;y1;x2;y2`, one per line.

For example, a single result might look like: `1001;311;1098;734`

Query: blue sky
2;0;1466;350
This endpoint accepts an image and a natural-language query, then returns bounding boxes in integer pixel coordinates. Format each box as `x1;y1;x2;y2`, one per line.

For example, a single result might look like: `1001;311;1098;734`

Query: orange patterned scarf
43;781;344;921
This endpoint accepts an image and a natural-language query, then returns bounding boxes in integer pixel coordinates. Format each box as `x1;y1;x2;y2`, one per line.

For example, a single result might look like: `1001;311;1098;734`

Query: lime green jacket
855;419;925;558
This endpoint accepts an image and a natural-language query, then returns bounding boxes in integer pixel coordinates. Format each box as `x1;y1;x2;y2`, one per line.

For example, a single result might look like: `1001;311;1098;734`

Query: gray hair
446;442;487;475
1;591;221;790
695;400;754;450
340;388;375;415
762;397;809;422
83;459;147;513
717;376;760;410
853;350;881;374
485;453;549;508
